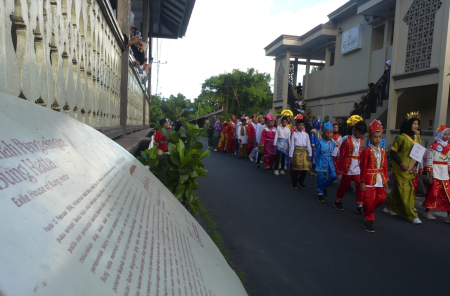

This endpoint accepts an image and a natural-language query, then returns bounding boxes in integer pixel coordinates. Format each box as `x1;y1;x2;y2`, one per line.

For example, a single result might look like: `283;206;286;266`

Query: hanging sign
341;24;364;55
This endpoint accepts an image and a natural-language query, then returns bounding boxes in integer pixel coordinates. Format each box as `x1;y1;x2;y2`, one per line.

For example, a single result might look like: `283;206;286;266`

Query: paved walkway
196;140;449;296
114;128;152;151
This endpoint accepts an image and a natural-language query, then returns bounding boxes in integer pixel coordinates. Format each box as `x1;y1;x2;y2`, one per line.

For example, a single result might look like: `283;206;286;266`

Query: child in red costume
335;115;367;214
360;120;389;233
422;124;450;223
154;119;171;155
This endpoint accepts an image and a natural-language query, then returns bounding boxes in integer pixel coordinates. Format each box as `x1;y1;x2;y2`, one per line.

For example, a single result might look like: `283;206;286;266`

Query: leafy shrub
138;124;210;216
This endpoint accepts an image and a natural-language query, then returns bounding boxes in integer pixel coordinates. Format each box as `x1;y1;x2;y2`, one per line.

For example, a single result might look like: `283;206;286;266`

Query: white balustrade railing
0;0;148;131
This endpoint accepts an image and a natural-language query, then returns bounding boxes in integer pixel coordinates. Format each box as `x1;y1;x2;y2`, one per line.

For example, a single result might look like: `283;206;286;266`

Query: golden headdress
257;115;264;119
347;115;364;127
281;109;293;117
406;111;421;120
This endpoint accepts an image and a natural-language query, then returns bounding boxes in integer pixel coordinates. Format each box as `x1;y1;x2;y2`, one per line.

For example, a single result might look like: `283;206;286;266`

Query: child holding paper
385;112;423;224
360;120;389;233
422;125;450;223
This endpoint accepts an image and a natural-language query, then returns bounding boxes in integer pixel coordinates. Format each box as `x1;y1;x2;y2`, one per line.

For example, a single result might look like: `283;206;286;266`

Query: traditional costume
274;121;291;175
227;115;236;153
310;119;322;148
289;115;312;188
331;121;342;177
256;116;266;168
310;119;322;175
366;120;386;149
213;118;222;150
247;115;257;158
261;114;277;171
217;121;228;151
237;116;248;159
281;109;294;131
335;115;365;208
154;128;171;155
235;117;242;156
422;125;450;219
360;120;389;231
385;112;422;222
313;122;337;199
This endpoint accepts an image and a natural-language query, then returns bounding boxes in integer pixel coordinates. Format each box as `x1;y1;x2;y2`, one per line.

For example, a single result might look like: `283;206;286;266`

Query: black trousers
291;170;307;186
274;150;285;170
257;151;264;164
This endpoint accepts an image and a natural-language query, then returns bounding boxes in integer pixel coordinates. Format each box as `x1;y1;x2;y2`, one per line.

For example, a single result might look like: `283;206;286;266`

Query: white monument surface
0;93;247;296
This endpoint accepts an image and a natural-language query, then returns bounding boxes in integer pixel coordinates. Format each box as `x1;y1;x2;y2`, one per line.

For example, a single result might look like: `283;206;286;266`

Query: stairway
356;70;390;123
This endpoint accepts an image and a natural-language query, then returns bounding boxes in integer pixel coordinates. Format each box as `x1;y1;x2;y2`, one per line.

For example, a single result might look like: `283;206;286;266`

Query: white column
304;59;311;100
434;0;450;129
282;50;291;110
385;0;403;145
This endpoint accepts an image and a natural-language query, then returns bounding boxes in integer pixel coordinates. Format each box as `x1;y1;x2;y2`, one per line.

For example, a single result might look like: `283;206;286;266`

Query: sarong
423;179;450;211
238;144;248;158
292;147;310;171
276;138;290;169
263;138;276;168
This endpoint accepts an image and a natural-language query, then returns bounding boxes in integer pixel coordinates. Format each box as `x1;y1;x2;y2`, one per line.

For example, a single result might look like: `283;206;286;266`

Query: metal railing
354;70;390;120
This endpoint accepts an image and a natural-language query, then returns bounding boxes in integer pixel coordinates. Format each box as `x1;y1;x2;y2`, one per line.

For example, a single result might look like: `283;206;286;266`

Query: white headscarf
435;126;450;146
385;60;391;70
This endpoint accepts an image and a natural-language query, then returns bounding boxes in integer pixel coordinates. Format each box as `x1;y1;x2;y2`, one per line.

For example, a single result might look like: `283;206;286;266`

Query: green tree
201;68;272;116
139;124;210;215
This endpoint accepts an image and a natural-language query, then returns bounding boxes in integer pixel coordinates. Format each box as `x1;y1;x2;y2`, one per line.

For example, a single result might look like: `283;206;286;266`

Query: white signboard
0;93;247;296
408;142;426;170
341;24;363;55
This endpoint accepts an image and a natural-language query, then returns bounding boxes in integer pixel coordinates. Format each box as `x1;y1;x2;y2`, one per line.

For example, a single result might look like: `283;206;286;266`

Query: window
388;21;395;47
329;47;335;67
371;24;385;52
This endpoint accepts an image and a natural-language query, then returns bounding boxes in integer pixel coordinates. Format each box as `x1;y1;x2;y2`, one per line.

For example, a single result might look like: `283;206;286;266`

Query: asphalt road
197;143;449;296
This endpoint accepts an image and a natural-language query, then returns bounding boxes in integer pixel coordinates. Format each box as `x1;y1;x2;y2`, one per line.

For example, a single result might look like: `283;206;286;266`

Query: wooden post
117;0;131;135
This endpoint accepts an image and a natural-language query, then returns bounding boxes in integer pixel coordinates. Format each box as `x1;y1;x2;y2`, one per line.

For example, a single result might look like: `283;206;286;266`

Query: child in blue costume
313;122;337;202
310;118;322;176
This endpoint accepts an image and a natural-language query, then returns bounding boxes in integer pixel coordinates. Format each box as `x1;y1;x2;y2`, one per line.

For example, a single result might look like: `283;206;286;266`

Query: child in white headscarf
422;124;450;223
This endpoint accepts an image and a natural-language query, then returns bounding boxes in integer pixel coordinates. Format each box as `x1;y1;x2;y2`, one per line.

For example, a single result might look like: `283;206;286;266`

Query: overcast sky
150;0;348;100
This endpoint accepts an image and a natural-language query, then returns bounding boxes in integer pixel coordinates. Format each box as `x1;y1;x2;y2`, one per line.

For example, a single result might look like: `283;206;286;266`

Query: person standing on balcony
422;125;450;223
384;112;423;224
380;60;391;106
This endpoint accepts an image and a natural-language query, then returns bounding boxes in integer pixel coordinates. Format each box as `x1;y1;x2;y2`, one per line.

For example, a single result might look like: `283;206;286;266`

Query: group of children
207;110;450;233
